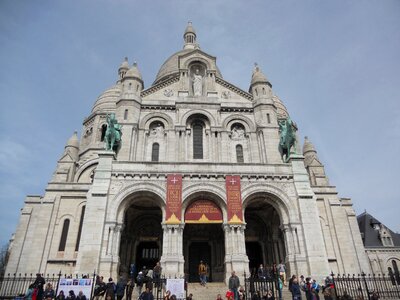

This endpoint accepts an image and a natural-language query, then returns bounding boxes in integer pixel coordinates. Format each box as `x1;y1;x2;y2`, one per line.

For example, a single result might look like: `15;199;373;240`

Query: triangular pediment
59;151;74;162
178;49;217;65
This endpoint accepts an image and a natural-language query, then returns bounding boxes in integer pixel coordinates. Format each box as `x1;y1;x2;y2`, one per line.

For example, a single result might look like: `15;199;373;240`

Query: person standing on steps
198;260;207;286
229;271;240;300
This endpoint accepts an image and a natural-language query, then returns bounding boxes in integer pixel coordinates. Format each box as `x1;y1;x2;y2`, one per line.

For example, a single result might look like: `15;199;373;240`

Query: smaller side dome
124;62;143;80
250;63;270;86
303;136;317;155
119;57;129;71
66;131;79;149
118;57;129;80
272;95;289;119
92;84;121;113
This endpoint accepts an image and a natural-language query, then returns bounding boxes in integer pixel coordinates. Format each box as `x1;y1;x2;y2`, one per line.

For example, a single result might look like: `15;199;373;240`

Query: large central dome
153;22;223;85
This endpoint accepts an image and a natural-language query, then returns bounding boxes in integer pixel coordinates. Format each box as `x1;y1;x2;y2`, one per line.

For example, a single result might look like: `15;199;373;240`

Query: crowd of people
23;273;89;300
21;262;382;300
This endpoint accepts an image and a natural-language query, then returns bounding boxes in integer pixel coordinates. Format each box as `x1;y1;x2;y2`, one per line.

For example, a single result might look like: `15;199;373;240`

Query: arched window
59;219;70;251
388;267;396;285
75;206;85;251
236;144;244;163
393;260;400;284
152;143;160;162
124;109;128;120
101;124;107;141
193;122;203;159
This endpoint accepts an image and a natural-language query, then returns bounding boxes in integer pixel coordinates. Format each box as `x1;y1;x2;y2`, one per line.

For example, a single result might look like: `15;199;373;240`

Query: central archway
183;197;225;282
118;192;163;277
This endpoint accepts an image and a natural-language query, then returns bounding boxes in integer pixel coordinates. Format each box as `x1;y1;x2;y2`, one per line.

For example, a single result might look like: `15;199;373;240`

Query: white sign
166;278;185;299
58;278;93;299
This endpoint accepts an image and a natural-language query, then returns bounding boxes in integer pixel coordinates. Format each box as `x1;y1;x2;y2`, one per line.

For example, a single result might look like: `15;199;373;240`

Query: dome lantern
183;21;197;50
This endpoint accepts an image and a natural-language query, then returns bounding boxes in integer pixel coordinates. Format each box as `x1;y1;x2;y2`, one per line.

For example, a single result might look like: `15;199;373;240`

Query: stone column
289;154;330;281
223;224;249;284
280;224;298;276
75;150;115;275
160;224;185;277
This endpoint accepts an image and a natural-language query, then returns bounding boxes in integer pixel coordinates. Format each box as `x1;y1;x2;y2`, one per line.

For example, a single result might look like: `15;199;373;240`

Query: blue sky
0;1;399;246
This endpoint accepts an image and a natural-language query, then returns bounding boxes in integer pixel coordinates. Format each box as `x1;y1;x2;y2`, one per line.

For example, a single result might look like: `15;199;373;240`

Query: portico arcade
100;185;295;283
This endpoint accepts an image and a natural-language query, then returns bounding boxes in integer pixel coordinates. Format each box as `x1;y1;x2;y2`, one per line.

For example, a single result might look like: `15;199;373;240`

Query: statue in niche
231;125;245;140
150;122;164;137
192;69;203;96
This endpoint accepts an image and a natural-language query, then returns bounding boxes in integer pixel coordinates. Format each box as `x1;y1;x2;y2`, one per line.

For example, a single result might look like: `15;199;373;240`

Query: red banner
185;200;223;223
165;174;182;224
226;175;244;224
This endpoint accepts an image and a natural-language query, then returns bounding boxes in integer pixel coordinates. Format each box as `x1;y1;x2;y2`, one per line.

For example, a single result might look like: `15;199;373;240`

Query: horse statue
278;117;297;162
104;113;122;151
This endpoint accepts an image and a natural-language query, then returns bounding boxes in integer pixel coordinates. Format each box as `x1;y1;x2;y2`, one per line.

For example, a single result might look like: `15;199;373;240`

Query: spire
249;63;272;97
125;61;143;80
183;21;197;50
303;136;317;156
64;131;79;161
118;57;129;80
66;131;79;149
251;63;270;86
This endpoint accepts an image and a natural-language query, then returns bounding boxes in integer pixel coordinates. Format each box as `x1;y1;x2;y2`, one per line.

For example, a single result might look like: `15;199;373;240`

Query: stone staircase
187;282;227;300
187;282;293;300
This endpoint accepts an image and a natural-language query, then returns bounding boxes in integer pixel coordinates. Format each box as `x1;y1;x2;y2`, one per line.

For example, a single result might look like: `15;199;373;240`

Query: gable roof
357;212;400;247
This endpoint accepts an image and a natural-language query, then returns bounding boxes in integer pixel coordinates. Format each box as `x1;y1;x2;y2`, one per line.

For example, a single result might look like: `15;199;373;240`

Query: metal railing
331;272;400;300
0;272;93;299
0;273;186;300
244;271;280;300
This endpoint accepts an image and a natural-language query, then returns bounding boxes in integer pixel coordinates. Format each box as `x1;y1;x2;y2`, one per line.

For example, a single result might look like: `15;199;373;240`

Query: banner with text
165;174;182;224
58;278;93;300
226;175;244;224
185;200;223;223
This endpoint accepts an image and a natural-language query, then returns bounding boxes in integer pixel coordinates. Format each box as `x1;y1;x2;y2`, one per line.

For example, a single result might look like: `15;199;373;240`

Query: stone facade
6;23;371;283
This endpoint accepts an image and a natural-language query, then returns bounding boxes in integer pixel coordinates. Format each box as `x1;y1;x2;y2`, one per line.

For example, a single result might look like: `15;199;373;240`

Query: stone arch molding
182;56;213;71
182;182;228;221
386;257;400;266
241;183;298;224
75;159;99;182
181;109;217;127
139;112;174;130
222;114;256;132
110;182;167;224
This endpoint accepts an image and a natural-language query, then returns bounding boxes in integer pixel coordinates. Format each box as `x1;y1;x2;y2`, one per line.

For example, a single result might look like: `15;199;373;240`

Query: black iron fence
332;272;400;300
244;271;280;300
0;273;184;300
0;272;94;299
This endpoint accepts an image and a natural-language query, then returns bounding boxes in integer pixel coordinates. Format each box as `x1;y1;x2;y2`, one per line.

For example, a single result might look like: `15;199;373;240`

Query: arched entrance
244;197;286;277
183;199;225;282
118;194;163;276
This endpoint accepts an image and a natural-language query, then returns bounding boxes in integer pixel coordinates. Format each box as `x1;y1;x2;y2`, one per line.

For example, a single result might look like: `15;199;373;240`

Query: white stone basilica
6;23;372;283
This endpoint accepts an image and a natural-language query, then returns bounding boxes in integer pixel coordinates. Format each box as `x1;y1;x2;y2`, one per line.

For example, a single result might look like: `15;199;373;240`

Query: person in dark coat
139;287;154;300
228;271;240;300
105;278;116;300
66;290;76;300
290;277;302;300
34;273;46;300
116;277;126;300
76;291;87;300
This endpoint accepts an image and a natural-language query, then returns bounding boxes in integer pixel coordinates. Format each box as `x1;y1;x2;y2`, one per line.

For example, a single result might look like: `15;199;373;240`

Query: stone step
187;282;227;300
